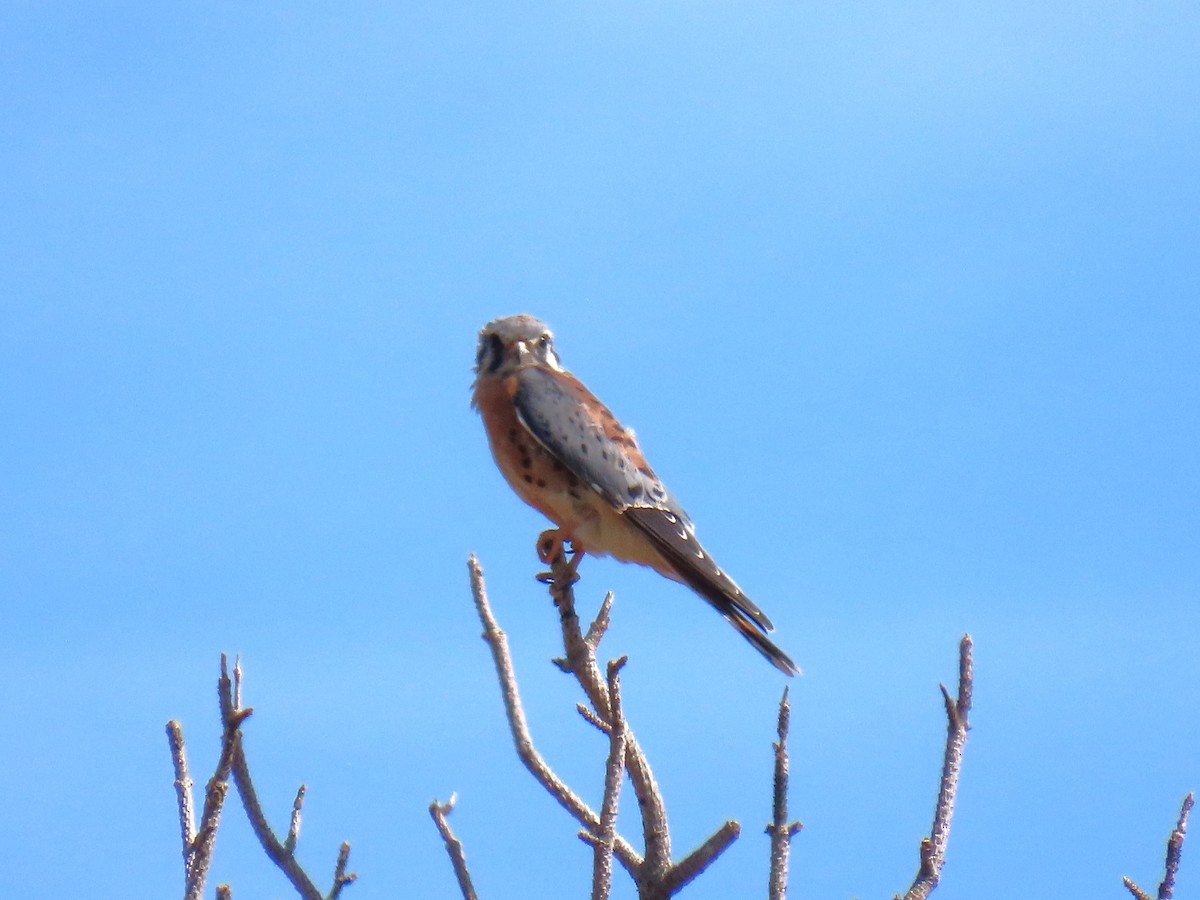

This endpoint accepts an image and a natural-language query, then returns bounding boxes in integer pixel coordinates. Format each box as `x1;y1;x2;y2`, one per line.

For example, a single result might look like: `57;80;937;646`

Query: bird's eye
537;334;550;349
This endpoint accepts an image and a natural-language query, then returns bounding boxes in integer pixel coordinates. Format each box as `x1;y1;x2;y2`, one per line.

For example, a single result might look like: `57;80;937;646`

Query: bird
471;313;798;676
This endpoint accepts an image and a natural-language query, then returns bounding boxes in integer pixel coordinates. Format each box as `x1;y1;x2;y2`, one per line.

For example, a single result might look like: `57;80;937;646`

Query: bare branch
576;703;612;734
229;747;323;900
1124;793;1194;900
584;592;615;648
539;550;676;882
330;842;356;900
221;658;357;900
232;655;243;711
430;795;479;900
660;821;742;895
166;720;196;871
177;655;253;900
766;687;803;900
1160;794;1194;899
589;658;629;900
284;784;306;855
898;634;973;900
469;549;749;898
467;555;643;875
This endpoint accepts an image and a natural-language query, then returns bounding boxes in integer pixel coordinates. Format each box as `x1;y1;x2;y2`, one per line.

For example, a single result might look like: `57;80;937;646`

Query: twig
576;703;612;734
766;687;803;900
467;555;643;875
284;784;306;855
430;795;479;900
579;819;740;899
589;658;629;900
166;720;196;871
1160;794;1194;898
584;592;614;647
1124;793;1194;900
330;843;354;900
541;551;675;883
660;820;742;895
221;657;357;900
898;634;973;900
468;551;745;898
169;657;355;900
174;655;253;900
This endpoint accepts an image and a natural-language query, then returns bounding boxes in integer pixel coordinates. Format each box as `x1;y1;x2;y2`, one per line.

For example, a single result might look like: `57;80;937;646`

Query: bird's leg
564;542;586;579
537;529;566;566
535;529;584;587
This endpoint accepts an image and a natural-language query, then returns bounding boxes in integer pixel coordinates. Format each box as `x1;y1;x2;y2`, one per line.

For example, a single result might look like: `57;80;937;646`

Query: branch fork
167;655;356;900
461;552;741;899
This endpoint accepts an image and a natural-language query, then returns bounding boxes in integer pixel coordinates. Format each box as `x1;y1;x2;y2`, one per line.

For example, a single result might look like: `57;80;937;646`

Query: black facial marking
485;333;504;372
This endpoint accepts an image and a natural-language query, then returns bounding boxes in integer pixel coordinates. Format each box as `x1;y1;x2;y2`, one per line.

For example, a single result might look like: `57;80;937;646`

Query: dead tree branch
221;656;357;900
659;820;742;895
588;658;629;900
168;656;253;900
167;656;355;900
468;554;643;875
430;794;479;900
766;687;803;900
1124;793;1194;900
466;552;741;899
167;720;197;878
897;634;974;900
541;546;745;897
540;551;675;886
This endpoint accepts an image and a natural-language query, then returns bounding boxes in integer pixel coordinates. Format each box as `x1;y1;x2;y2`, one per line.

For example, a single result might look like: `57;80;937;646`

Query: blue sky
2;2;1198;898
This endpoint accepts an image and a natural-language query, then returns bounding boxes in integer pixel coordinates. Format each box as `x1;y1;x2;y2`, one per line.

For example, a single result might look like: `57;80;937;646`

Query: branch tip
898;637;974;900
664;820;741;894
577;703;612;733
430;794;477;900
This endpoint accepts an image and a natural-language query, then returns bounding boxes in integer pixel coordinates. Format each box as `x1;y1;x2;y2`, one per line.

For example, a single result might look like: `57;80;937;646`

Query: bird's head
474;314;563;377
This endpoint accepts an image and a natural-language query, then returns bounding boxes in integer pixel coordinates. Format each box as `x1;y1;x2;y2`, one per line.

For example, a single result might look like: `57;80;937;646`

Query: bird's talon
537;529;566;565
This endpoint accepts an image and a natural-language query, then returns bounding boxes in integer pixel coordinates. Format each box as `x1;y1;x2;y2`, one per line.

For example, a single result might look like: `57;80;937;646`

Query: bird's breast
474;374;601;527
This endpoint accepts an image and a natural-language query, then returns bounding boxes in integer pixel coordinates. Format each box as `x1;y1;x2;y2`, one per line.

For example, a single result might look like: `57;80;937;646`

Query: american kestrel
472;314;798;676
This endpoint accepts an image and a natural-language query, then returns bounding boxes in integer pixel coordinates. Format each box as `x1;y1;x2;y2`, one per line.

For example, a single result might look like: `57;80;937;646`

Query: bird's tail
722;606;801;676
622;506;801;676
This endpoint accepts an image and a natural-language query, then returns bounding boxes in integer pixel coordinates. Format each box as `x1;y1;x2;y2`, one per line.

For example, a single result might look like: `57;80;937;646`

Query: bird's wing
513;366;671;511
514;367;797;675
